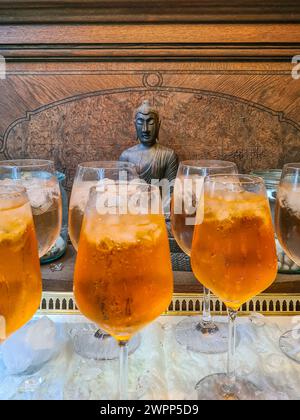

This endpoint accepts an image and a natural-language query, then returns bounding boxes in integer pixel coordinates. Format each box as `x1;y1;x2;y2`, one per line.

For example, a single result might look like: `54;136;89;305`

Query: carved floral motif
1;88;299;189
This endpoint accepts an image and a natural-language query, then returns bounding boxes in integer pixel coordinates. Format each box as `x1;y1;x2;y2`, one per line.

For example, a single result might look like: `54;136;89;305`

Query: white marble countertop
0;315;300;400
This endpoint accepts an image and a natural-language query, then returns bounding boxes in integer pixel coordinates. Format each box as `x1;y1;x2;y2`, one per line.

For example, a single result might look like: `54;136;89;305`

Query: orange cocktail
0;186;42;341
0;160;62;258
74;212;173;342
74;182;173;399
170;161;238;354
192;189;277;311
191;175;277;400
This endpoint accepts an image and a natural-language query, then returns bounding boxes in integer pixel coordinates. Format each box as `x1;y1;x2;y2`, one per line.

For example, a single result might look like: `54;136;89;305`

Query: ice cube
1;317;63;375
21;178;59;215
27;188;52;215
278;185;300;220
249;312;266;327
25;317;57;350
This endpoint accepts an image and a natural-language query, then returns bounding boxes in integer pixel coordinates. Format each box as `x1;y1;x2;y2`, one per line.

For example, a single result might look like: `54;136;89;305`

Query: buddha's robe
120;143;179;184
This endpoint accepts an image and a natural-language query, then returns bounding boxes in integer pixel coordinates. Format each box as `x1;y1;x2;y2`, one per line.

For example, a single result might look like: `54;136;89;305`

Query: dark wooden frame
0;0;300;23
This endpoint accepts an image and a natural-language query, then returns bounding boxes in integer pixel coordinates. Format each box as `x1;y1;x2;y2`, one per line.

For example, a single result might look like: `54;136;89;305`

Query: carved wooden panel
1;85;300;188
1;62;300;189
0;21;299;189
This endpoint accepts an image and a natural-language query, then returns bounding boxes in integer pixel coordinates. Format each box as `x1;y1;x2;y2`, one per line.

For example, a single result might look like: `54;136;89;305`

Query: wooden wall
0;1;300;189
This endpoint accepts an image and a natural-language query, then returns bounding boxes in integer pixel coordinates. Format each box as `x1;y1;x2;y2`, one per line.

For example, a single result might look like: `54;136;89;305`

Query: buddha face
135;112;159;147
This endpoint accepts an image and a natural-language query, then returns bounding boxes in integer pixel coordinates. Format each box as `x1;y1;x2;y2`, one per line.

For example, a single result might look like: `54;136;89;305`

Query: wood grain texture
1;1;300;23
1;24;300;45
0;61;299;189
41;245;300;294
1;46;300;60
1;9;300;294
1;85;299;188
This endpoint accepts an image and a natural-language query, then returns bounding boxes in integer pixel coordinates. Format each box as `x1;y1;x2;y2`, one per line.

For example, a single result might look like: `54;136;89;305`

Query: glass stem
202;287;212;323
226;308;238;390
119;340;129;400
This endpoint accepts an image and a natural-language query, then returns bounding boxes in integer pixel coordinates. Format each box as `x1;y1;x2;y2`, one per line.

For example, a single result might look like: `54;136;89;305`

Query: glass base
196;373;261;400
279;329;300;363
40;235;67;264
175;317;230;354
69;325;141;361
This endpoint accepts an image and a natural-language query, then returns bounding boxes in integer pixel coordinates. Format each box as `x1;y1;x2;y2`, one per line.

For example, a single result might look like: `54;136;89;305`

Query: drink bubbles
0;175;62;257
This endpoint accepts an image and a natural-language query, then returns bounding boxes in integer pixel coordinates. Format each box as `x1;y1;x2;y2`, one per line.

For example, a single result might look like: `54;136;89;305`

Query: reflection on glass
0;160;62;258
0;185;42;343
68;161;140;362
191;175;277;400
276;163;300;363
69;161;138;251
171;160;238;354
74;182;173;399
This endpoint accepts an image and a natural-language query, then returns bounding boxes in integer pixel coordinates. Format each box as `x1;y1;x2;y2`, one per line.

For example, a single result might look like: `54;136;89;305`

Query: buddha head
135;100;160;147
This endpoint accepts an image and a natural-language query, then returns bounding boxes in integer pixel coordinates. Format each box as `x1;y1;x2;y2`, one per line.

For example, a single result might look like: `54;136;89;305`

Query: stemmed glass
74;181;173;399
0;160;62;258
275;163;300;363
0;185;42;344
0;160;61;395
69;162;138;250
191;175;277;400
171;160;238;354
69;161;141;360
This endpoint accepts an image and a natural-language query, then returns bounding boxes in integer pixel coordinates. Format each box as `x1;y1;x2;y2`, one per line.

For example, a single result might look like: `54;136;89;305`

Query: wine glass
69;161;141;361
0;185;42;344
191;175;277;400
74;181;173;399
69;161;138;250
275;163;300;363
0;160;62;258
171;160;238;354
